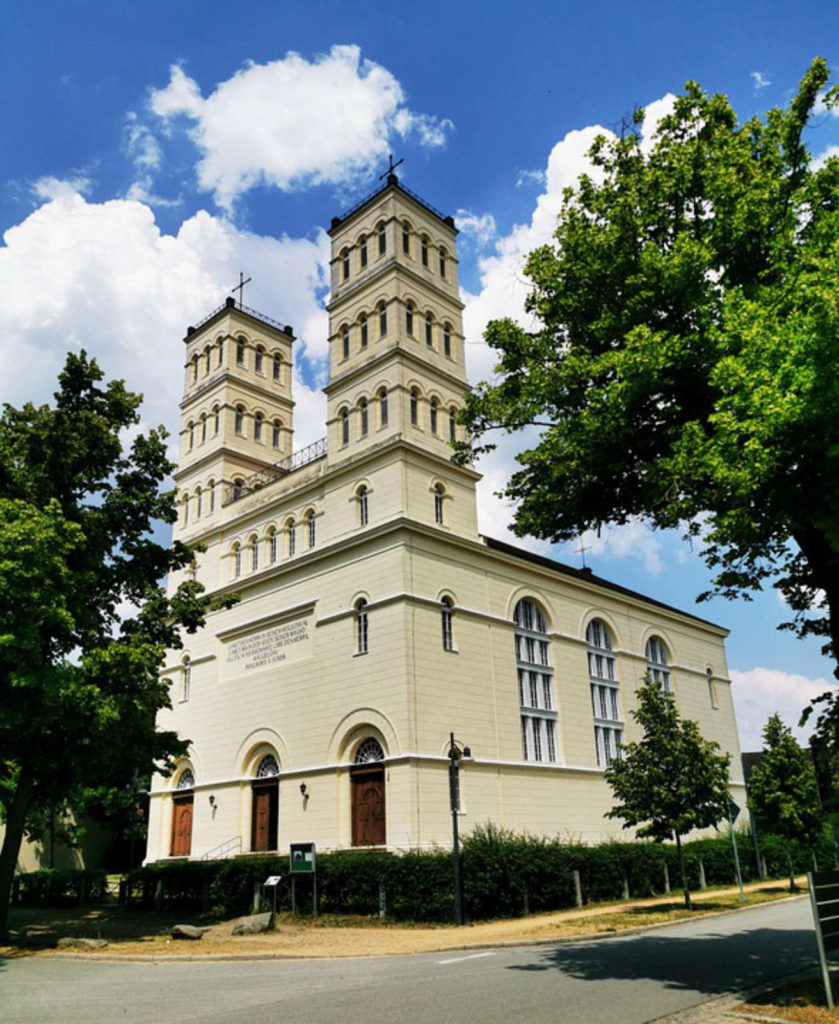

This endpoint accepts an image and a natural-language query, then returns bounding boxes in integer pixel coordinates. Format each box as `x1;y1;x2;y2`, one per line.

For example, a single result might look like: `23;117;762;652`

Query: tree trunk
0;774;34;941
675;832;691;910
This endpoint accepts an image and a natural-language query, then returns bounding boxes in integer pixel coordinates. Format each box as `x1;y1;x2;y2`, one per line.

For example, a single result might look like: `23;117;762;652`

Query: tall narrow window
410;389;419;427
514;599;556;763
359;399;369;437
406;302;414;336
434;483;444;525
402;221;410;255
182;658;191;702
441;597;454;651
587;619;623;768
379;302;387;337
360;235;368;269
379;388;388;428
217;338;224;365
421;235;428;267
205;348;211;374
356;599;368;654
196;487;202;518
208;480;215;514
425;314;433;347
236;338;245;365
360;314;368;349
443;323;452;358
287;520;296;556
358;485;369;526
646;637;672;692
430;399;439;435
214;406;220;434
254;412;263;441
340;409;349;446
251;535;259;571
307;511;316;548
235;406;244;434
342;326;350;360
233;543;242;578
378;221;386;256
439;247;446;277
272;419;281;449
201;414;207;444
232;478;244;500
273;354;281;383
268;528;277;564
192;356;198;383
255;347;264;374
449;407;457;442
707;668;719;708
342;249;350;280
182;495;189;526
188;421;194;449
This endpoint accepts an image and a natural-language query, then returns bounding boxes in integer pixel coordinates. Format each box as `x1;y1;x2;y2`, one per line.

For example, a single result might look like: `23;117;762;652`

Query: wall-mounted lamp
299;783;308;797
208;795;216;807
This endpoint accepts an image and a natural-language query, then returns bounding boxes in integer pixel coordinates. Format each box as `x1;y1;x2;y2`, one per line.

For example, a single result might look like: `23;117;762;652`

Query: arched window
181;494;189;527
205;347;211;374
306;510;316;548
252;755;279;852
351;736;384;846
441;597;454;651
646;636;672;692
208;480;215;514
430;398;439;435
425;313;433;347
342;325;350;360
176;767;195;790
449;407;457;442
268;527;277;565
233;543;242;578
171;765;195;856
213;406;220;434
360;234;368;269
188;421;194;450
256;754;279;778
402;221;411;255
379;301;387;337
587;619;622;767
410;389;419;427
421;235;429;267
514;599;556;763
236;338;246;366
360;314;368;349
235;405;245;434
254;411;263;441
341;248;350;280
378;221;386;256
181;658;191;702
340;409;349;447
250;534;259;571
232;477;244;500
443;323;452;358
439;247;446;277
406;301;414;336
707;668;719;708
287;519;296;557
273;353;282;383
355;599;369;654
217;337;224;365
379;387;388;428
192;355;198;383
200;414;207;444
255;346;264;374
359;398;369;437
196;487;203;519
434;483;444;524
358;485;369;526
355;737;383;763
271;419;280;448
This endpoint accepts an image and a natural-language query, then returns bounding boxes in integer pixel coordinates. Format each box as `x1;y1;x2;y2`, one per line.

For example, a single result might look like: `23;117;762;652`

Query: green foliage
456;58;839;680
0;352;233;938
14;868;108;906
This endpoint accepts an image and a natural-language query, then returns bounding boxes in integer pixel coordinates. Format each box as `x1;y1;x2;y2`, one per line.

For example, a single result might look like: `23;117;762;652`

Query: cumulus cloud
0;189;330;455
31;175;92;201
515;168;546;188
149;46;453;211
751;71;771;90
455;209;496;247
730;667;836;752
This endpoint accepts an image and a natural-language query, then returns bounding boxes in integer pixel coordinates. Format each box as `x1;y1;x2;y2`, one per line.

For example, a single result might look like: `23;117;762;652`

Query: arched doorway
251;754;279;852
351;738;386;847
170;768;195;857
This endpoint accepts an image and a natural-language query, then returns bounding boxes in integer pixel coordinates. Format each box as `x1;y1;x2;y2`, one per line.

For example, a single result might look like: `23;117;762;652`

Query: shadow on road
507;926;817;996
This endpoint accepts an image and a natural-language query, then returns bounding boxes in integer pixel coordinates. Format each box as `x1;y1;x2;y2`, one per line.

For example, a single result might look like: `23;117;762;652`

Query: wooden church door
170;794;193;856
251;782;278;852
351;764;386;846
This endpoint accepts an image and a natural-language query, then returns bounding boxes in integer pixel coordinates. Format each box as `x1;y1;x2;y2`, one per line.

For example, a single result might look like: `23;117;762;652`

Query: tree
605;678;731;908
0;352;228;939
456;59;839;693
748;714;823;890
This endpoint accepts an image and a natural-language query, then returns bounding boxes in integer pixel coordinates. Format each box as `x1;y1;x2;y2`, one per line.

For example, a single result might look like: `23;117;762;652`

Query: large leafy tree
0;353;223;939
605;678;731;909
748;714;823;890
457;60;839;688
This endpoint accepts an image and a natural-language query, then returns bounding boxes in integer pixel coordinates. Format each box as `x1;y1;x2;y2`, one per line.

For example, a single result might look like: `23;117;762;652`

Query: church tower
173;297;296;544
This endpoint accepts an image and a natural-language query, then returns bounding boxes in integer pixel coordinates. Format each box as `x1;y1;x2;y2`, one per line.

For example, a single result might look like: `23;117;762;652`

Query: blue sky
2;0;839;749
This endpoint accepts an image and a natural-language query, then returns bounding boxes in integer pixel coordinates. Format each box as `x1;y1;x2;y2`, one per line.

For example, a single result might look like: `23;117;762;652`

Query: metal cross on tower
379;154;404;181
231;272;252;307
575;538;592;570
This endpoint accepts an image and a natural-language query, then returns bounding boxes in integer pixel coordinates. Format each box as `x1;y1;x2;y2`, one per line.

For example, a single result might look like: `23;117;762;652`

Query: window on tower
235;406;245;434
406;302;414;336
273;354;281;383
425;314;433;347
236;338;246;366
254;411;263;441
378;221;386;256
341;248;350;280
379;387;388;428
421;235;429;267
410;389;419;427
272;419;281;449
360;235;368;269
434;483;444;524
449;406;457;442
360;399;369;437
402;221;411;255
340;409;349;447
255;347;264;374
355;599;369;654
360;314;368;349
379;302;387;337
357;485;369;526
342;325;350;361
287;519;296;556
268;527;277;564
441;597;454;651
430;398;439;435
439;247;446;277
443;323;452;358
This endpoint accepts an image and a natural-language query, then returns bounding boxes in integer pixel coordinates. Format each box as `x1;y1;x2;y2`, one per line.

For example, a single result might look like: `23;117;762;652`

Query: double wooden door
351;764;386;847
170;793;193;856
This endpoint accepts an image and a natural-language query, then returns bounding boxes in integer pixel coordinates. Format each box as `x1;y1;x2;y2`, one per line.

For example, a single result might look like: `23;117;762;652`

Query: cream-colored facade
145;175;745;863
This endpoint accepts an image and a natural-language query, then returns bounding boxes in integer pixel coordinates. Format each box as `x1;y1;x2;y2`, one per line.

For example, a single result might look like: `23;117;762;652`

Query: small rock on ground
232;912;273;936
171;924;205;940
57;937;109;949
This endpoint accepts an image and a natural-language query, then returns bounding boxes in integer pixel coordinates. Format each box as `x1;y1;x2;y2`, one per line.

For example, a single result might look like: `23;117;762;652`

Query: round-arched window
256;754;280;778
176;768;195;790
354;737;384;763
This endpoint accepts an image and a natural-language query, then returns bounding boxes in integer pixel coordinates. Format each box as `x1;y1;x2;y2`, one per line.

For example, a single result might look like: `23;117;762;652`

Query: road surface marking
437;952;496;965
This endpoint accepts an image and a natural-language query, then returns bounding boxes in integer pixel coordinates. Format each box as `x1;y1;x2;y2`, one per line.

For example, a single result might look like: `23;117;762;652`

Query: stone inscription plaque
226;618;311;672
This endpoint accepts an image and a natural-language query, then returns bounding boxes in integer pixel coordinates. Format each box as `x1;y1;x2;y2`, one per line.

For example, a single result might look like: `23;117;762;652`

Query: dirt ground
1;878;804;960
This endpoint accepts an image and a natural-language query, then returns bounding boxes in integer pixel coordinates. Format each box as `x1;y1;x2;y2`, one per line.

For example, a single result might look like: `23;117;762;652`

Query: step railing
202;835;242;860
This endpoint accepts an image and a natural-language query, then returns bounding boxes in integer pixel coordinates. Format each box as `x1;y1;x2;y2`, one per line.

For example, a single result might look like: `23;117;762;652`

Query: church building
145;172;745;862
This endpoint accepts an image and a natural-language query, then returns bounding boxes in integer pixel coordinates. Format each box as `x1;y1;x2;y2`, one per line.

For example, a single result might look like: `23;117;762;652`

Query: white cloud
730;667;836;752
149;46;453;211
751;71;771;90
813;144;839;170
125;112;162;172
455;209;496;247
578;521;664;574
515;168;546;188
31;175;92;202
0;189;330;457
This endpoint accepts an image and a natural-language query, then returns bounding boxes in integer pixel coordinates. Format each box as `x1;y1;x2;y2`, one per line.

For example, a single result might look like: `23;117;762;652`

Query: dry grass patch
736;973;839;1024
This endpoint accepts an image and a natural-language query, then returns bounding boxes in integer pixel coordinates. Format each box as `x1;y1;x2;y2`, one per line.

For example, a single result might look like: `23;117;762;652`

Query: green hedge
14;868;108;905
125;824;834;923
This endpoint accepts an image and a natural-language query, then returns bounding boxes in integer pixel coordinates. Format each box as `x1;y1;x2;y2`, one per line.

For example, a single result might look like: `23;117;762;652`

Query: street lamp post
447;732;471;926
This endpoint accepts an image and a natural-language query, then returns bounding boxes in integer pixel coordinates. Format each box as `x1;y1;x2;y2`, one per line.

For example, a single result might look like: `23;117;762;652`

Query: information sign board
808;869;839;1009
290;842;316;874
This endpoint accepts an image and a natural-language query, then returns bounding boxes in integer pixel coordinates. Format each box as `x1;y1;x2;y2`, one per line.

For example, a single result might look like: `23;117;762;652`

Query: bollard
663;862;671;894
378;881;386;920
573;869;583;907
698;857;707;890
621;872;629;901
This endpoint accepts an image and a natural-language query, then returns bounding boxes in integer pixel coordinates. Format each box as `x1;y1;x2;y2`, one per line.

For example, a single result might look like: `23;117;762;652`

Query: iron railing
223;436;328;506
335;175;450;226
202;835;242;861
190;299;292;336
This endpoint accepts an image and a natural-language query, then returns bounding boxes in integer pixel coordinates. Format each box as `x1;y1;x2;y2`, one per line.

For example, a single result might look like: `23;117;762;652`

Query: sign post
727;798;745;905
808;870;839;1009
290;842;317;917
263;875;282;918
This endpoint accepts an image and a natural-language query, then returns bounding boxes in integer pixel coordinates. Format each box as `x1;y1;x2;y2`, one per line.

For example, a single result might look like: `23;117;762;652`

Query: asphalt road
0;898;816;1024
